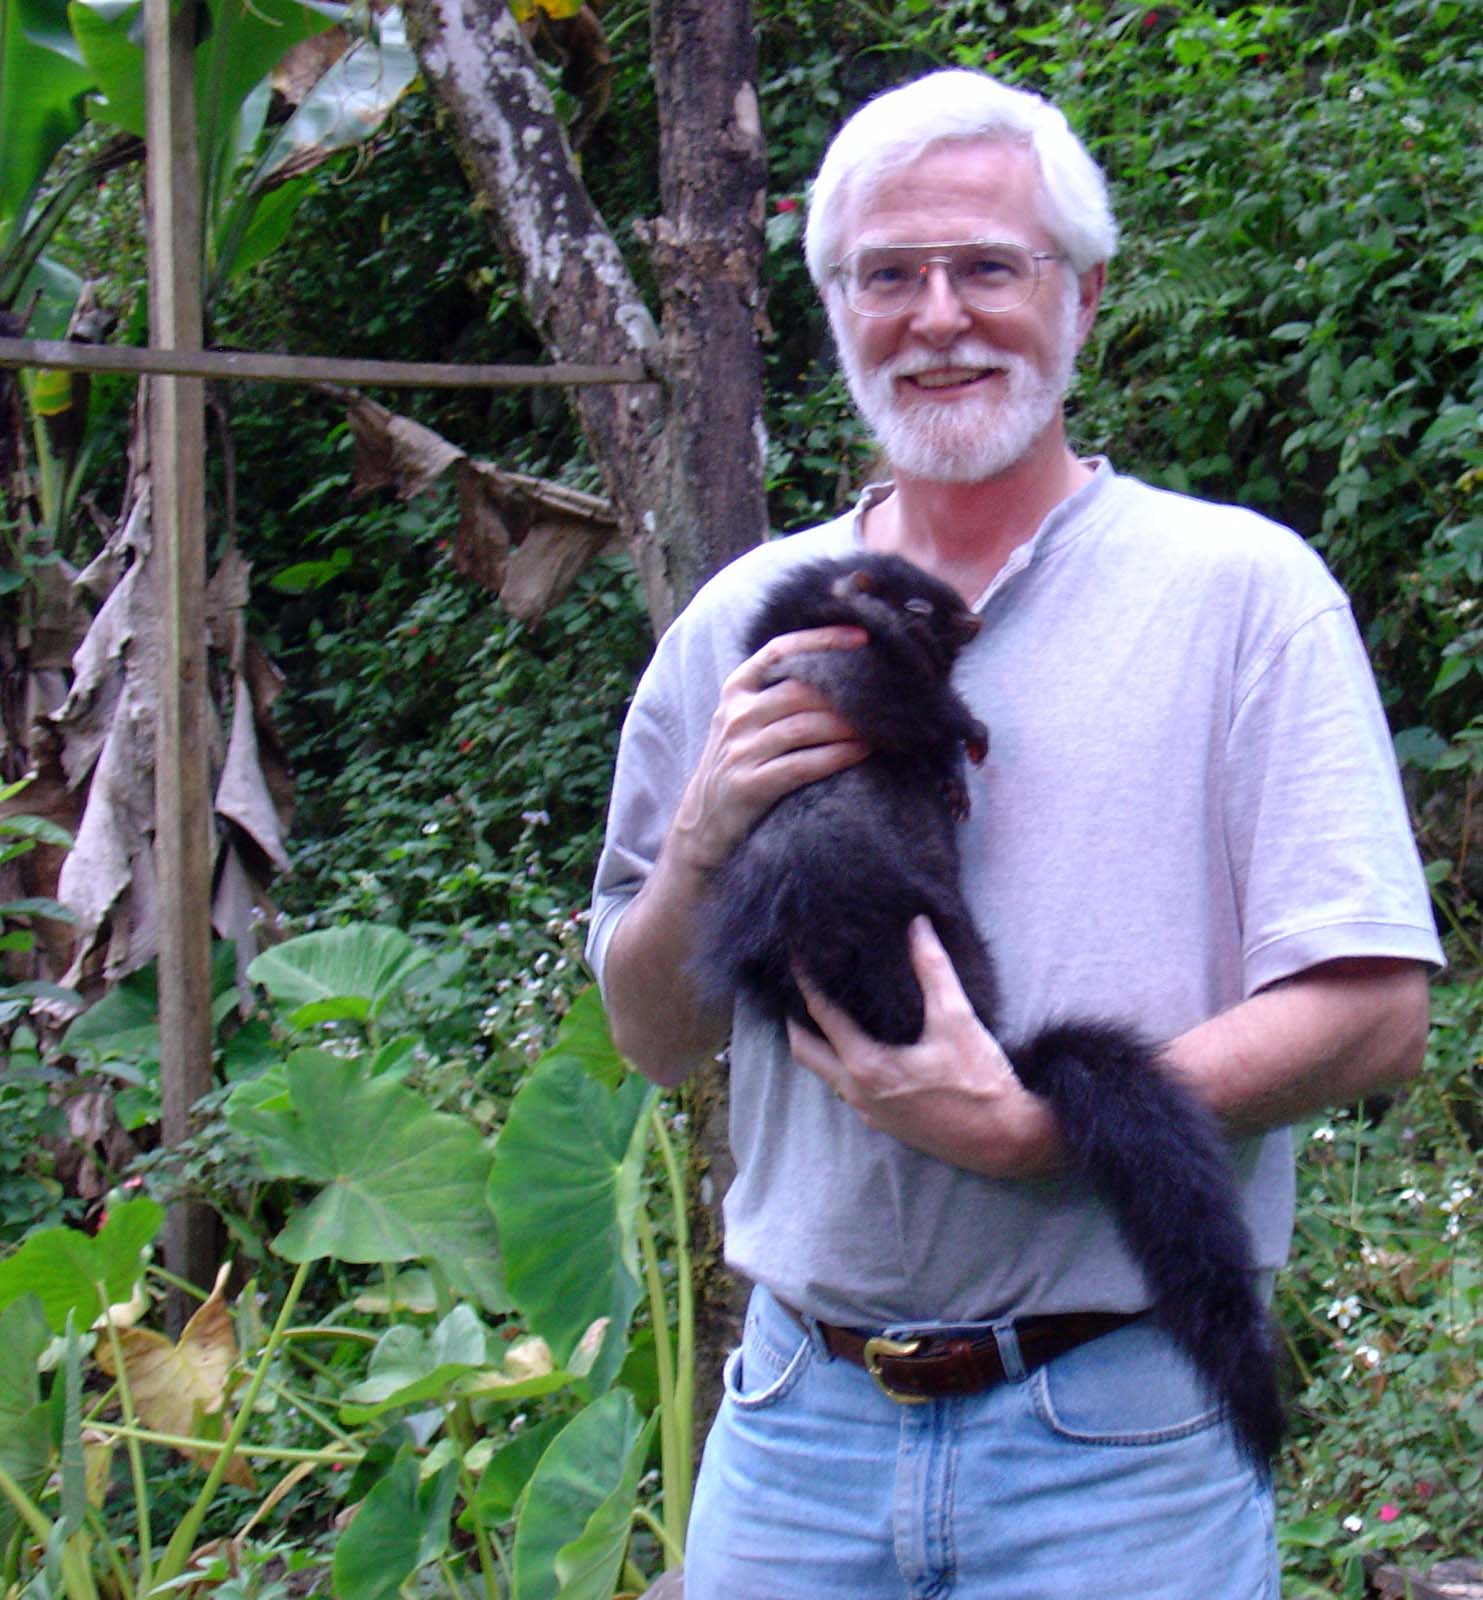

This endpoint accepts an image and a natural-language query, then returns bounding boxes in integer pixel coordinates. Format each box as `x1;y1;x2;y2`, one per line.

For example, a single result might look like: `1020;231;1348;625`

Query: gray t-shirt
588;462;1442;1327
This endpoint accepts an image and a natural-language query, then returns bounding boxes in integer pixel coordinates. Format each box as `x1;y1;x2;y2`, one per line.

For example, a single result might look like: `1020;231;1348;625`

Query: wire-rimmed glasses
830;239;1067;318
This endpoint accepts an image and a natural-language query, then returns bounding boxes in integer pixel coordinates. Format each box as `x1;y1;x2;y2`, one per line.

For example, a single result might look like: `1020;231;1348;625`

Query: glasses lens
843;242;1037;316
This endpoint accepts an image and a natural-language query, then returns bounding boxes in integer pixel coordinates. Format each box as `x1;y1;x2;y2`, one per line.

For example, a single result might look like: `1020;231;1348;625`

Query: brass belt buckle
862;1334;929;1404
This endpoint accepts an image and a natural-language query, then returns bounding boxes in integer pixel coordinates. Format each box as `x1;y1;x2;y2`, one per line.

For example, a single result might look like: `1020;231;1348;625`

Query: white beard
834;306;1079;484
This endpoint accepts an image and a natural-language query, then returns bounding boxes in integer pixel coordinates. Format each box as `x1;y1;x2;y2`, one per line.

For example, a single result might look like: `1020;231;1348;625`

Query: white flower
1327;1295;1361;1330
1343;1514;1364;1533
1348;85;1365;103
422;821;439;835
1310;1125;1336;1144
1401;113;1424;134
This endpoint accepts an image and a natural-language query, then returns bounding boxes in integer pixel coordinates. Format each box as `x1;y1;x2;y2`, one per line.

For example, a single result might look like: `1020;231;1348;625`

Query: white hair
803;70;1119;284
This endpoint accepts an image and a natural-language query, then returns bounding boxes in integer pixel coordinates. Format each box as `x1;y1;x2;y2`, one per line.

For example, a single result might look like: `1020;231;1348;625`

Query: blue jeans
685;1285;1278;1600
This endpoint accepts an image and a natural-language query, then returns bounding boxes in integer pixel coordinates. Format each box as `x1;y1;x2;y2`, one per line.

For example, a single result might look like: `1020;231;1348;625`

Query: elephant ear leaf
247;923;432;1027
225;1048;507;1311
489;1057;657;1395
0;1196;164;1330
0;1296;54;1553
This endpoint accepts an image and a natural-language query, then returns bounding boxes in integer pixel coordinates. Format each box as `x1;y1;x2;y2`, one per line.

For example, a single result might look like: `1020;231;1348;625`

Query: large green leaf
489;1059;657;1395
212;8;417;289
0;0;92;241
69;0;341;157
225;1049;506;1310
511;1390;642;1600
64;942;237;1067
0;1297;54;1554
246;923;432;1027
0;1197;163;1331
552;1414;654;1600
540;986;628;1091
331;1446;459;1600
467;1415;567;1526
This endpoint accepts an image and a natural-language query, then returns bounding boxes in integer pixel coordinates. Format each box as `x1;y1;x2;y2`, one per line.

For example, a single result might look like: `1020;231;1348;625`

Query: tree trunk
401;0;767;631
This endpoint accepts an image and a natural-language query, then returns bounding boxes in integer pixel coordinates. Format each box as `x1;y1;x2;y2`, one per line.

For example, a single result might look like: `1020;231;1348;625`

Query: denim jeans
684;1285;1278;1600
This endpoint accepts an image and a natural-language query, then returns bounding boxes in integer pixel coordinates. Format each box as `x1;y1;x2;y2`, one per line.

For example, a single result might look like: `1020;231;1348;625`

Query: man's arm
602;624;869;1086
787;918;1431;1177
1164;955;1432;1134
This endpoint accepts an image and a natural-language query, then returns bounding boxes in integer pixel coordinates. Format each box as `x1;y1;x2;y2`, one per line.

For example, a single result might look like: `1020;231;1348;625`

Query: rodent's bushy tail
1013;1023;1285;1471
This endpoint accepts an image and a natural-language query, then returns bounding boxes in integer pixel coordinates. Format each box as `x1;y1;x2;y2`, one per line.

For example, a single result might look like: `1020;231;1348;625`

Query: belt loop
991;1318;1027;1382
802;1311;834;1363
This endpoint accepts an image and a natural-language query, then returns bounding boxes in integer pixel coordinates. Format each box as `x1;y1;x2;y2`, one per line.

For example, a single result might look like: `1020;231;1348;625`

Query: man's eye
862;263;910;288
961;254;1016;281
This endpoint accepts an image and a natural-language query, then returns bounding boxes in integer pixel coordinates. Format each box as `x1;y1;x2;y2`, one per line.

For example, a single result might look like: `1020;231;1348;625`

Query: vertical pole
145;0;218;1317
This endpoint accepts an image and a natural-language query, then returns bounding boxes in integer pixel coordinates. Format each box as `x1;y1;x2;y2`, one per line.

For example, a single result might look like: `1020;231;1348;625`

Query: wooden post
145;0;218;1317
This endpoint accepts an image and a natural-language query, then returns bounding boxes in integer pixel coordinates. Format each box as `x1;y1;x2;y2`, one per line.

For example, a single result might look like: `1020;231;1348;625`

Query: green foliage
258;466;646;1070
1276;982;1483;1588
0;938;691;1599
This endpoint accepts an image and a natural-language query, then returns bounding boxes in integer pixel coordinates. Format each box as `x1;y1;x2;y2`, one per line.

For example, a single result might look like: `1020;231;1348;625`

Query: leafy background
1;1;1478;1595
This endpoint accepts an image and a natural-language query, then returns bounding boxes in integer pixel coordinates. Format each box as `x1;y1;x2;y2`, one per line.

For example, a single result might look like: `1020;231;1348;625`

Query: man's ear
1074;262;1106;348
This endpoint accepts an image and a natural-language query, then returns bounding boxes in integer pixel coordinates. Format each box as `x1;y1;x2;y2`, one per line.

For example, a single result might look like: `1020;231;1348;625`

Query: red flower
775;197;799;213
1414;1480;1435;1504
1379;1504;1400;1523
1142;9;1158;27
459;739;474;753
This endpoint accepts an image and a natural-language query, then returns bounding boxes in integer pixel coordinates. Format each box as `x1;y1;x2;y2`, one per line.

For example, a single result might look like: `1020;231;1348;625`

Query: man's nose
908;262;973;340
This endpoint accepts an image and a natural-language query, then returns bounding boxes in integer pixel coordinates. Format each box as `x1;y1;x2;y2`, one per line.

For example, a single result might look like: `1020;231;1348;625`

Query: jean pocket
720;1312;813;1413
1032;1321;1224;1446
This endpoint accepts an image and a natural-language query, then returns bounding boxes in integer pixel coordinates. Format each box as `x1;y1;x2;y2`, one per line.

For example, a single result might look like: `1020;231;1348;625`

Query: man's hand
667;625;870;872
602;623;868;1084
787;916;1067;1179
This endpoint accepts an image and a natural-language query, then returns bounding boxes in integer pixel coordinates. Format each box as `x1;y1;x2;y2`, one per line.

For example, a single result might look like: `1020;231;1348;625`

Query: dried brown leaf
94;1265;255;1489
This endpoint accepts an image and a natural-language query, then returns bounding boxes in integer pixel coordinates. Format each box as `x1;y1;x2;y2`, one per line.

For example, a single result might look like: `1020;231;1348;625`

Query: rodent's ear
830;567;878;602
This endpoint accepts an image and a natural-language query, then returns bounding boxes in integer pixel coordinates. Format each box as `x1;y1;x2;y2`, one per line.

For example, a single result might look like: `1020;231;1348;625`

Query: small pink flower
1379;1503;1400;1523
775;197;799;213
1142;10;1158;28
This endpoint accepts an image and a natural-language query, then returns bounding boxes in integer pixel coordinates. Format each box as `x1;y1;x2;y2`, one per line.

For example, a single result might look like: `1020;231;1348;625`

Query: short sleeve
585;669;692;999
1223;601;1443;993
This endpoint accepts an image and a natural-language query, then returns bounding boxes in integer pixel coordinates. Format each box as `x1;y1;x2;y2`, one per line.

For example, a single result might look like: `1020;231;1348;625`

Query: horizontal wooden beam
0;336;654;389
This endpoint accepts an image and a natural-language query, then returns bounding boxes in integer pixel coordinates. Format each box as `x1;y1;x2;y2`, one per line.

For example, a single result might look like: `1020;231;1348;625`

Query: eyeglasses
830;239;1067;318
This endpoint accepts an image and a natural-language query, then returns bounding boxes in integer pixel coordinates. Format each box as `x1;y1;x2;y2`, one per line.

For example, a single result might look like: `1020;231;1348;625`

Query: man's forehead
841;138;1046;250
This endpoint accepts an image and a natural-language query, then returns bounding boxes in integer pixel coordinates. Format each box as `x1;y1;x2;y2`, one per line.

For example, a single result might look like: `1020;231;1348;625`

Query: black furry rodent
696;551;1284;1468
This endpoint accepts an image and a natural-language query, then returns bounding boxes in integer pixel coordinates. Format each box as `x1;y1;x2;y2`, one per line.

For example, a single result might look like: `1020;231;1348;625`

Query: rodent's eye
904;598;934;616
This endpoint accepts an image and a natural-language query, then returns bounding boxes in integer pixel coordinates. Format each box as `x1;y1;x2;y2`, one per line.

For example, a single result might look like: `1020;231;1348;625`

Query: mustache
882;343;1027;380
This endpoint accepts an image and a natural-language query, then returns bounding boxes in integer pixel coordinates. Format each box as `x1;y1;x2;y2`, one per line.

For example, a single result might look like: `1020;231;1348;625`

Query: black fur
695;552;1284;1468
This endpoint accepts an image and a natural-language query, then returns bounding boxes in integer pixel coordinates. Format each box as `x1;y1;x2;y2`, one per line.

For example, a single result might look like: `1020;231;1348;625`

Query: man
586;69;1440;1599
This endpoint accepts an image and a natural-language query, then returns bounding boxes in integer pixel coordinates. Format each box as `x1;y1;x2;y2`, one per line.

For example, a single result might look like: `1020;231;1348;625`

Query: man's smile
899;365;1001;392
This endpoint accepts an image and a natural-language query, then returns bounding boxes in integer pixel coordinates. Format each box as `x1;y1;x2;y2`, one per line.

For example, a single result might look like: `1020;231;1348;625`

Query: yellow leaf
95;1267;236;1428
508;0;585;19
94;1265;255;1489
26;368;74;418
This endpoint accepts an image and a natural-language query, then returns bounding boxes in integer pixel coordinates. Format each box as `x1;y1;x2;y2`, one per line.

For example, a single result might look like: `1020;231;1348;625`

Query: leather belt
784;1303;1143;1404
